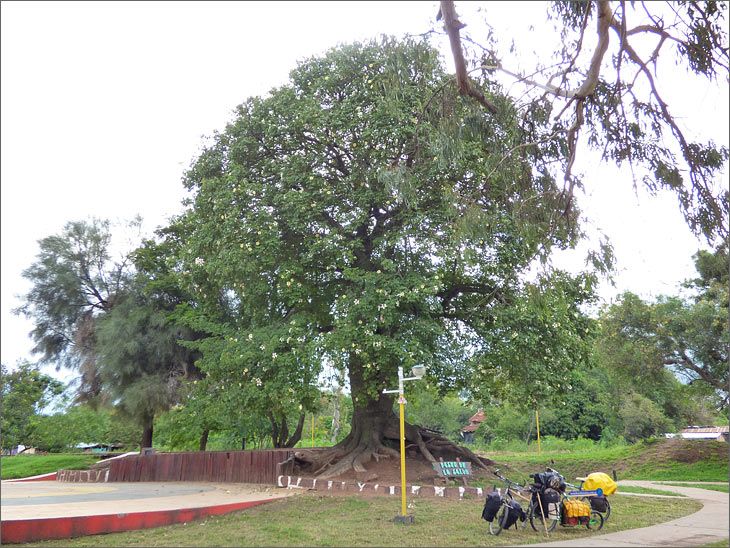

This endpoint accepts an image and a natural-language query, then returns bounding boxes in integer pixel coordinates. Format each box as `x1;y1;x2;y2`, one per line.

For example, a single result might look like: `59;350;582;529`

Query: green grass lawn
484;439;728;483
25;493;701;547
659;482;729;493
701;539;730;547
1;454;100;480
616;485;685;497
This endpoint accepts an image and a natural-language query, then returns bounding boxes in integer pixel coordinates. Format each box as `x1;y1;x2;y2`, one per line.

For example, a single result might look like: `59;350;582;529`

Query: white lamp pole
383;364;426;524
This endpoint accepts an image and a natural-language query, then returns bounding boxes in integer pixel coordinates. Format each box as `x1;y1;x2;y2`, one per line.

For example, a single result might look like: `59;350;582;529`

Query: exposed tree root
292;416;493;479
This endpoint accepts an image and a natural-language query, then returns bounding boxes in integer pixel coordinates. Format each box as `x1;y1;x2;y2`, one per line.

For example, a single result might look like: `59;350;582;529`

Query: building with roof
679;426;729;441
460;409;485;444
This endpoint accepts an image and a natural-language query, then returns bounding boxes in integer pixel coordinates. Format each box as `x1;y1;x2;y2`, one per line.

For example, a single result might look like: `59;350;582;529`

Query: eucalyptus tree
439;0;729;243
174;37;597;477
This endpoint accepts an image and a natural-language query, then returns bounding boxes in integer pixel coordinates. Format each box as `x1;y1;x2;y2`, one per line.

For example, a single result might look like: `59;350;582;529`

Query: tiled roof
468;409;485;424
461;424;480;433
680;426;729;433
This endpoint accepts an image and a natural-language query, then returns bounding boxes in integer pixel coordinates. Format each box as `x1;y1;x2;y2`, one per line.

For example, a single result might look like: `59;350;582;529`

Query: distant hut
460;409;485;444
679;426;729;442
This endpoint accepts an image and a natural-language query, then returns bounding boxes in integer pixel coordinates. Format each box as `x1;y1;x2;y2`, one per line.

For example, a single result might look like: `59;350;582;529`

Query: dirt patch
630;439;727;466
326;454;493;487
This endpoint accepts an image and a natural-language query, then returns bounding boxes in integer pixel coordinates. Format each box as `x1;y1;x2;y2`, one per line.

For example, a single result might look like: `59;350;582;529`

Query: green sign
433;461;472;477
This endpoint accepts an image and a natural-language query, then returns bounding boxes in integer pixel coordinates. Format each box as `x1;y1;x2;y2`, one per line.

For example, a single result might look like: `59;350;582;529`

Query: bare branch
439;0;498;113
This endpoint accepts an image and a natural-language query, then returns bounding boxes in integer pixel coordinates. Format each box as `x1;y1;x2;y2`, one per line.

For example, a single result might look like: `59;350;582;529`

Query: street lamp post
383;364;426;524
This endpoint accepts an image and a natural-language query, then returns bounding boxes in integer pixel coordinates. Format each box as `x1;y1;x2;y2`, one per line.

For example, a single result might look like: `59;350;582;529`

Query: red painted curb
1;499;273;543
5;472;57;482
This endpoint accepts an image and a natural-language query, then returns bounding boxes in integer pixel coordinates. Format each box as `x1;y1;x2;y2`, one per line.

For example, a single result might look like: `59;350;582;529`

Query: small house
460;409;485;444
679;426;729;441
75;442;124;454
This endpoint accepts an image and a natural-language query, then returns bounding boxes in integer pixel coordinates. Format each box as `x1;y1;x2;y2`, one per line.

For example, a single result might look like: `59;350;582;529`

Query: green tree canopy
94;288;199;448
1;361;63;450
170;36;598;477
598;244;729;409
15;218;137;402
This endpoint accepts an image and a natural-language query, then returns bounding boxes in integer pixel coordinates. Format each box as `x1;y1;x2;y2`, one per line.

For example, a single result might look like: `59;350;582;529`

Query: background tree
28;404;141;453
439;0;729;243
94;288;199;448
598;244;729;409
14;218;137;402
16;219;202;449
618;392;674;442
173;37;600;477
1;361;64;450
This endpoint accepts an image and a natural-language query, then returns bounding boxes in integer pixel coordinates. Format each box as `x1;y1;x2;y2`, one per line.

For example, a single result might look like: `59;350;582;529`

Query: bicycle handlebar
492;469;527;491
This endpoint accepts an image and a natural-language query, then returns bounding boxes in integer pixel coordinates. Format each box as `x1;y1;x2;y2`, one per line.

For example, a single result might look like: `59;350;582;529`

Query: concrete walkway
0;481;293;520
518;480;729;547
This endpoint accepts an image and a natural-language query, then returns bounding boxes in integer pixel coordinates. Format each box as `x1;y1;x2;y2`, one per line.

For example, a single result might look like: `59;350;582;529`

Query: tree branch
439;0;498;113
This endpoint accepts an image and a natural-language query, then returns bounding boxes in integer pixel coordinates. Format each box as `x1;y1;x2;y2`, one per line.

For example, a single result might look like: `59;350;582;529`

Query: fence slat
94;449;295;485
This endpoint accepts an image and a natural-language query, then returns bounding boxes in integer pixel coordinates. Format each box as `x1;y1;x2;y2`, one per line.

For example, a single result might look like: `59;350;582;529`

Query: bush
619;393;673;443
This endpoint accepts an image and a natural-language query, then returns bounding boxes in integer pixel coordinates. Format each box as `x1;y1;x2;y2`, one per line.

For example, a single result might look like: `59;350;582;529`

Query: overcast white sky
2;1;727;380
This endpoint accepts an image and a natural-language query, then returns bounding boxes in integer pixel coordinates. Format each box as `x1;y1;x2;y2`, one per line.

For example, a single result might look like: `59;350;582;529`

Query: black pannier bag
482;491;502;522
536;487;561;518
531;472;562;491
590;495;609;512
502;500;525;530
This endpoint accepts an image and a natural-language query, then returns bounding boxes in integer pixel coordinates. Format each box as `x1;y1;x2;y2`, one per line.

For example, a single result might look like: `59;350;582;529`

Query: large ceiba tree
173;37;597;477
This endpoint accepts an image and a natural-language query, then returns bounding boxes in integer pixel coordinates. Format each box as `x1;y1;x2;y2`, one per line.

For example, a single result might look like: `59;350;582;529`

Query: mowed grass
25;492;701;547
701;539;730;547
1;454;99;480
659;482;729;493
484;439;728;482
617;485;685;497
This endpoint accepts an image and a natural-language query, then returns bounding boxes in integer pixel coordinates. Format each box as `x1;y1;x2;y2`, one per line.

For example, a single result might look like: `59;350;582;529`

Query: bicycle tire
489;503;509;536
528;500;559;532
586;510;604;530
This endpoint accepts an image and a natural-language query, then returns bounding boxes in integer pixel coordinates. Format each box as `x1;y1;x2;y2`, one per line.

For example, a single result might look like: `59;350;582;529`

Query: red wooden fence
106;450;295;484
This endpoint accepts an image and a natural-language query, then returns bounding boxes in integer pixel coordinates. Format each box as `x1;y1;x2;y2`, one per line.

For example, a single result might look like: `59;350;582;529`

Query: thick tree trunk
293;357;491;479
283;413;306;448
141;416;153;449
330;390;341;444
199;428;209;451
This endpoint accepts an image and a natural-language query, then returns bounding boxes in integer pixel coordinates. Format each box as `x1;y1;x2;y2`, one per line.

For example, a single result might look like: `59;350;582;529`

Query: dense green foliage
0;362;63;450
598;244;729;411
95;291;199;446
14;219;204;449
12;5;728;462
27;404;141;453
160;36;599;468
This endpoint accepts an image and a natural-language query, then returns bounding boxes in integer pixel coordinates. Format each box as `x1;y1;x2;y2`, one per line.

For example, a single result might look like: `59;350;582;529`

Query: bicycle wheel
489;504;508;536
528;500;559;532
586;510;604;530
582;496;611;521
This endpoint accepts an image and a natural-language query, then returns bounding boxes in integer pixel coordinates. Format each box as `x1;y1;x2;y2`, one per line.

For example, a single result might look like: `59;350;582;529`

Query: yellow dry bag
582;472;617;495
